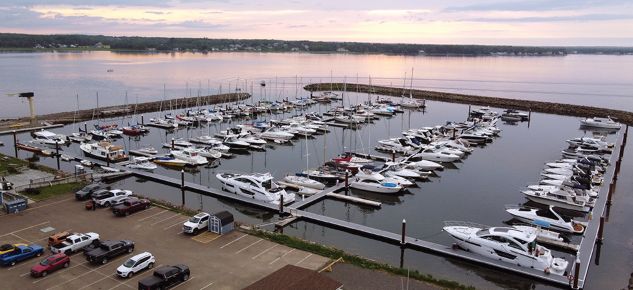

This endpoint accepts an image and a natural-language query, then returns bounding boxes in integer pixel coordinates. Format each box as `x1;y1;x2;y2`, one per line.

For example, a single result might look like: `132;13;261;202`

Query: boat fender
544;267;550;275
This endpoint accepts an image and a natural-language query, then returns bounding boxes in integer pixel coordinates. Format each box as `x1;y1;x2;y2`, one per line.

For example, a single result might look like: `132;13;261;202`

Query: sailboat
400;68;425;109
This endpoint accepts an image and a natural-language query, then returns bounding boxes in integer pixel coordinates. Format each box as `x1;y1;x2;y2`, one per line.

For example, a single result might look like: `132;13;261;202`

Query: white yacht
31;130;68;147
380;162;424;179
80;141;129;162
197;147;222;159
350;178;402;194
355;169;415;187
506;206;586;234
566;137;612;149
522;189;592;212
443;222;569;276
125;157;157;171
410;148;461;163
376;138;417;155
282;175;326;190
216;172;295;205
579;117;621;129
190;135;223;146
401;159;444;171
170;148;208;165
259;127;295;141
223;136;251;150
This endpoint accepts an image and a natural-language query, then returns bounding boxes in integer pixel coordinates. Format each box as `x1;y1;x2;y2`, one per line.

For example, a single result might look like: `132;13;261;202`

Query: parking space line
11;232;34;243
199;281;215;290
219;234;247;249
163;219;188;230
150;213;181;226
0;221;50;237
32;260;90;284
78;274;111;290
235;238;262;254
24;198;74;212
251;244;277;260
44;253;133;289
91;268;132;288
136;209;168;222
171;276;196;289
295;253;312;265
269;249;295;265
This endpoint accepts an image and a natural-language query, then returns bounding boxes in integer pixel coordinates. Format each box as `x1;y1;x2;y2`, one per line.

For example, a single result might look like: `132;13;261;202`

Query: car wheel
36;252;42;257
127;247;133;253
41;271;47;277
125;211;130;216
145;204;150;209
105;202;110;207
101;258;108;264
63;262;69;268
65;250;71;255
148;262;154;269
127;271;134;278
183;274;189;281
10;261;15;266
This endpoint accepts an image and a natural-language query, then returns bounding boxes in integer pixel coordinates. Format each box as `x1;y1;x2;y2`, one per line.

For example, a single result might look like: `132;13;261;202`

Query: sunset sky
1;0;632;46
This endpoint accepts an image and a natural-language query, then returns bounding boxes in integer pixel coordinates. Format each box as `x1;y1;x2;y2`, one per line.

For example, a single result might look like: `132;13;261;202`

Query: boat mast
409;67;414;99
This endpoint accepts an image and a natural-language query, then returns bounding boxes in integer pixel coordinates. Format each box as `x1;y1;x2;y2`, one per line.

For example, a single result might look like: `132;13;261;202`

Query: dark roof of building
243;265;342;290
213;210;234;224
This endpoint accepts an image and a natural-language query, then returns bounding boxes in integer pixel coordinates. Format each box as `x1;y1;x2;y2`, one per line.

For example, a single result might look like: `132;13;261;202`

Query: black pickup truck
85;240;134;265
138;264;190;290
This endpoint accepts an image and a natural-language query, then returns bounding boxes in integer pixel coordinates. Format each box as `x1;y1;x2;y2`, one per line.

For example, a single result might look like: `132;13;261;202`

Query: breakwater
1;93;250;129
304;83;633;125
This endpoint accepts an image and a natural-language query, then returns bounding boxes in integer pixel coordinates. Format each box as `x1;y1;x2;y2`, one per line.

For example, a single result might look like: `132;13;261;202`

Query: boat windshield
475;229;489;236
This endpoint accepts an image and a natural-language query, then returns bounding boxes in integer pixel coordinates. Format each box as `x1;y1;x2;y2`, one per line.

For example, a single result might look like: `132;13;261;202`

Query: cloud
445;0;632;12
467;13;633;23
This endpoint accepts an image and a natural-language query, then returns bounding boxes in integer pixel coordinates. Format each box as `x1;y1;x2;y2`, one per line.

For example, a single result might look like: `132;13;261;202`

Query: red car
31;253;70;277
112;198;151;216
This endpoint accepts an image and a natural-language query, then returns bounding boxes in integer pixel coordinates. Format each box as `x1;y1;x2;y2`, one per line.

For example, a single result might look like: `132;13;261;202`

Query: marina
0;84;626;289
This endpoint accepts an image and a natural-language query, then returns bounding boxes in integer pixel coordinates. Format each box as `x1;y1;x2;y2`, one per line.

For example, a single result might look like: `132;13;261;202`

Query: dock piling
141;115;144;125
344;170;349;194
171;138;175;150
597;216;605;243
573;258;580;289
607;182;614;206
180;169;185;206
55;142;60;170
84;123;88;133
401;219;406;246
391;150;396;162
12;130;17;158
279;195;284;215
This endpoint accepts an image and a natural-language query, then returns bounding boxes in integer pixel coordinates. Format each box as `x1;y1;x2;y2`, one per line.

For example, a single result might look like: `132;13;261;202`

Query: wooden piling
12;130;17;158
84;123;88;133
344;170;349;194
171;138;175;150
55;142;60;170
401;219;407;245
607;182;614;206
141;115;144;125
597;216;605;243
181;169;185;206
391;150;396;162
279;194;284;215
573;259;580;289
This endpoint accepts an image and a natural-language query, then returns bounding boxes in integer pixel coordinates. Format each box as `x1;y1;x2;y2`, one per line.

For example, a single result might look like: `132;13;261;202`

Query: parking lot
0;193;330;290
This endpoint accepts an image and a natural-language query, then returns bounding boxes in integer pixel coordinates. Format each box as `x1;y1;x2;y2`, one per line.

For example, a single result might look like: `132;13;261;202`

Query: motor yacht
31;130;68;147
216;172;295;204
350;178;402;194
443;222;569;275
170;148;208;165
506;205;586;234
80;141;128;162
579;117;621;129
125;157;157;171
282;175;326;190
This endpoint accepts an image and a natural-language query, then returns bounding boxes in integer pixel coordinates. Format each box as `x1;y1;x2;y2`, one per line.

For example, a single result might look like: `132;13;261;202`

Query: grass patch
248;229;475;290
0;152;59;176
21;182;86;201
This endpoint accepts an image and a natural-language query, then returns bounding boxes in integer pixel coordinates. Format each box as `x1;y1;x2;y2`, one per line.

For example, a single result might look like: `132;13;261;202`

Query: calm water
1;51;632;289
1;52;633;118
0;95;628;289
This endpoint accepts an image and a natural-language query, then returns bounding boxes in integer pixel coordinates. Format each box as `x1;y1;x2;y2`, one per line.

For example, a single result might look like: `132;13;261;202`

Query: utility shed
243;265;343;290
208;210;234;234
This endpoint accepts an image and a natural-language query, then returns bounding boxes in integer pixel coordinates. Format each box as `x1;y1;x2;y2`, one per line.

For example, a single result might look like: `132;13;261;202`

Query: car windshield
40;258;52;266
189;217;200;223
123;258;136;268
0;244;11;251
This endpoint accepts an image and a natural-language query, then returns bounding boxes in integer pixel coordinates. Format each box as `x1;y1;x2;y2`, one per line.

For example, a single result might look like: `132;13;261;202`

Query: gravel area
325;263;440;290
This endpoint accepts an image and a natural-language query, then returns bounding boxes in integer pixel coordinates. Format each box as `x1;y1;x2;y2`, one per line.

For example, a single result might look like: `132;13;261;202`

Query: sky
1;0;632;46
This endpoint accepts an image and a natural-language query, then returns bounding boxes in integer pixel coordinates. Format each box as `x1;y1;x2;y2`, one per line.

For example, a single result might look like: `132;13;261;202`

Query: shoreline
0;92;250;130
305;83;633;125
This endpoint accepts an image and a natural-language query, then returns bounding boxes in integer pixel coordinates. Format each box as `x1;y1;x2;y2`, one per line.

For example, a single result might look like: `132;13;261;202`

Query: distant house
243;265;343;290
336;47;349;52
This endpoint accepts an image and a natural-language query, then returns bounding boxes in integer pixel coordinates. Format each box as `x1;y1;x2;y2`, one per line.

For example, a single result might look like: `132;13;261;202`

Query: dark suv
85;240;134;264
75;183;107;200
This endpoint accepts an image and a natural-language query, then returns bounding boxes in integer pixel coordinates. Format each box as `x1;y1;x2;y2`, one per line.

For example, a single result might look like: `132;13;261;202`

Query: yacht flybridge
80;141;128;162
444;221;569;276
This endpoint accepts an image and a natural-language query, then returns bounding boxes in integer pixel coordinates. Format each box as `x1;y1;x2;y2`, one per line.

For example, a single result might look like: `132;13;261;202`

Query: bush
24;187;40;195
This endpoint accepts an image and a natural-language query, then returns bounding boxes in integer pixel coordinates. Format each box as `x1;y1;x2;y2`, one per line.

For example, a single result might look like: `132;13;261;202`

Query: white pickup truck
182;213;210;234
92;189;133;207
50;232;100;254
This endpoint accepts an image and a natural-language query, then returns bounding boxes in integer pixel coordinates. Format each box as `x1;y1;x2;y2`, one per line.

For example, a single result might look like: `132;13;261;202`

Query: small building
243;265;343;290
208;211;234;234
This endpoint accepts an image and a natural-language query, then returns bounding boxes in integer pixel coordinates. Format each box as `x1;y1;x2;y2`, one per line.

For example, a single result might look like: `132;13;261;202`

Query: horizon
1;1;633;46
